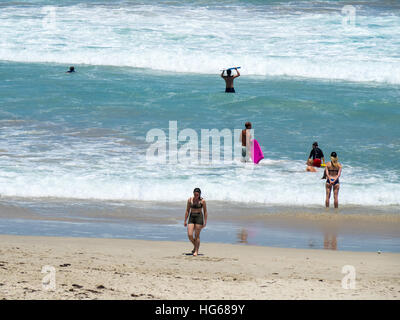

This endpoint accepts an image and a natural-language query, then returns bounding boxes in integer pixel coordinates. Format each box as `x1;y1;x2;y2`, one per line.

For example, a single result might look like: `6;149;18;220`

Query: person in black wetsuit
184;188;208;256
307;141;325;168
221;68;240;93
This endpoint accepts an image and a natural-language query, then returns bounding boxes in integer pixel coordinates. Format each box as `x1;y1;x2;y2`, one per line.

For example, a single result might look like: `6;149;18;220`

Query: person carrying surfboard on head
221;67;240;93
240;122;252;162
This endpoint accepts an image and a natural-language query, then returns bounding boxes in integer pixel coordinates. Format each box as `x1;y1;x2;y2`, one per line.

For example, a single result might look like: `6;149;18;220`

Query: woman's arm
202;200;207;228
184;198;191;226
325;163;330;180
333;165;342;183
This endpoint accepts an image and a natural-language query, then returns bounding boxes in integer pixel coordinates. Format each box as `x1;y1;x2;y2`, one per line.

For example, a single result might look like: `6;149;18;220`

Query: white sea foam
0;171;399;206
1;121;399;207
0;3;399;84
1;144;399;206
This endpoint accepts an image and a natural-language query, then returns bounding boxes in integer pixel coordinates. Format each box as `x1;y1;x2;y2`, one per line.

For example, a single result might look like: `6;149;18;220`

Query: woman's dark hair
245;122;252;129
193;188;202;201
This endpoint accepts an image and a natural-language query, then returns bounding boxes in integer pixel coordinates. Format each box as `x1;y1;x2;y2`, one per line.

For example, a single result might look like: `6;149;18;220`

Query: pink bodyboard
251;139;264;164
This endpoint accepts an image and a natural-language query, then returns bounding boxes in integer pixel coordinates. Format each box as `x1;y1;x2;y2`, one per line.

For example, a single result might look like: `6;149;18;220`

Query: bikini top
327;164;340;175
190;197;203;209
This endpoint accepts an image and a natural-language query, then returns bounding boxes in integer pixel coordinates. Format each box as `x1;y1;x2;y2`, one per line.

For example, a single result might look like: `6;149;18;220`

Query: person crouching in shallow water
306;158;317;172
325;152;342;208
307;141;325;169
184;188;207;256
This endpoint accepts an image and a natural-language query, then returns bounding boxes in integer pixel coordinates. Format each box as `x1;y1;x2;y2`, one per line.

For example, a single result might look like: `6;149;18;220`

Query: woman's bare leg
333;184;340;208
325;183;332;208
187;223;196;252
193;225;202;256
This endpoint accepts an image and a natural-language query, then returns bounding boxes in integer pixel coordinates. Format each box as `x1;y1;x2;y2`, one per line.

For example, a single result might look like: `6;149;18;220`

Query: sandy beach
0;234;399;300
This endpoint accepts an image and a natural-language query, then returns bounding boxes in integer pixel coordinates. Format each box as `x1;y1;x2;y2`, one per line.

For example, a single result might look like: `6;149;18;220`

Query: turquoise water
0;0;399;251
1;62;399;206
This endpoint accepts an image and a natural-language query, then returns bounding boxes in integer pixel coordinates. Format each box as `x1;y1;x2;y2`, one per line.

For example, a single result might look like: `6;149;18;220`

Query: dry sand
0;234;399;300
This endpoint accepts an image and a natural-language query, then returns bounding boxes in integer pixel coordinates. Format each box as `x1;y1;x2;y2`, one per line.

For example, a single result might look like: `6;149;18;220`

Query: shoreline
0;234;399;300
0;198;399;253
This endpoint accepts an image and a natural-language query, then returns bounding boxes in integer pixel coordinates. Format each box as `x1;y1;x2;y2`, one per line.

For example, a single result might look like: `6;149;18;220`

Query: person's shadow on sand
183;252;205;256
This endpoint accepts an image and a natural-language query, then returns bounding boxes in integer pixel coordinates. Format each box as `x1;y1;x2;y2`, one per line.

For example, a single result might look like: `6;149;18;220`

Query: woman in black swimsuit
184;188;208;256
325;152;342;208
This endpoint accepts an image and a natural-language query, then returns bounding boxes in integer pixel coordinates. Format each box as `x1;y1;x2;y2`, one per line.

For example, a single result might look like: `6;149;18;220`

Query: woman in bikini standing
184;188;207;256
325;152;342;208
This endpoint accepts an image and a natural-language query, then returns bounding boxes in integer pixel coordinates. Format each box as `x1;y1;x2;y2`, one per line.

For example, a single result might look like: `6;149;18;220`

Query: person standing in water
240;122;252;162
325;152;342;208
221;67;240;93
184;188;208;256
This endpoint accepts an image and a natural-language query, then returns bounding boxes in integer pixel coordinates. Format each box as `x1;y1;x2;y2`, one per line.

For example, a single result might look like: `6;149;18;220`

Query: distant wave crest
0;3;400;84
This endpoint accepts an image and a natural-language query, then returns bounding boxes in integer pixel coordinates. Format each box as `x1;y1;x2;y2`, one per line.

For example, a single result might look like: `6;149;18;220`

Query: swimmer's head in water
227;69;232;76
69;66;75;72
245;122;252;129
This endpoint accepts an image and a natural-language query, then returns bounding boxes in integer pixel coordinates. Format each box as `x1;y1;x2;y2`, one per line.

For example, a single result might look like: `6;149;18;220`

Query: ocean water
0;0;399;251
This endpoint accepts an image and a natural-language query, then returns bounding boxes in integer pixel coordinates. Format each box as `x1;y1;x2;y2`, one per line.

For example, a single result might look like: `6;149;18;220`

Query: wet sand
1;199;399;252
0;234;399;300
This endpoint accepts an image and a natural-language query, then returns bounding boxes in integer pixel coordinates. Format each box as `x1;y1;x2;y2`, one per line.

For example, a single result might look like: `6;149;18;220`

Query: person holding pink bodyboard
239;122;264;164
240;122;252;162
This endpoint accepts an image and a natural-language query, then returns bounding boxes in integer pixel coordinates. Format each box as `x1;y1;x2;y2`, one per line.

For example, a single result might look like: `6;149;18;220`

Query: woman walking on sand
184;188;207;256
325;152;342;208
